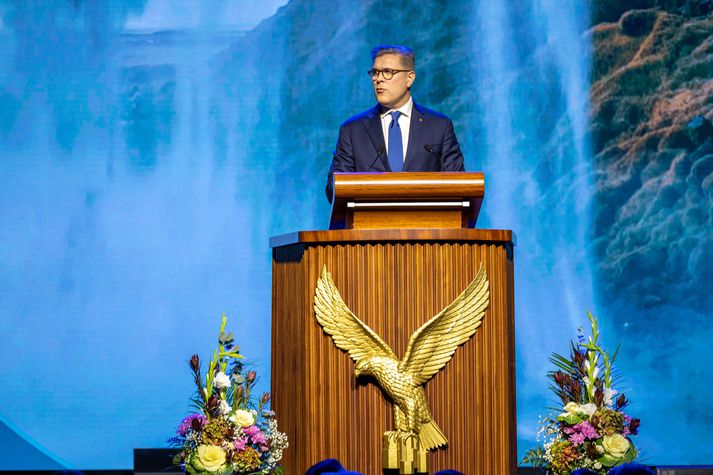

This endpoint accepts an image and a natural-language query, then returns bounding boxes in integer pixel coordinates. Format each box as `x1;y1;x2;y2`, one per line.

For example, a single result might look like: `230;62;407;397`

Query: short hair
370;44;415;69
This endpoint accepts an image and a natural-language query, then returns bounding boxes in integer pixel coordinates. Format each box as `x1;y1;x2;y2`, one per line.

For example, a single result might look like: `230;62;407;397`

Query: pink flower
251;432;266;445
233;437;247;451
563;420;599;445
243;425;260;437
569;432;586;445
243;425;267;445
576;420;599;440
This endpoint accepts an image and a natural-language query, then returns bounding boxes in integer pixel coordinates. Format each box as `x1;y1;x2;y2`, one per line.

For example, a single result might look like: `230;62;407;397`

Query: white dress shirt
380;97;413;163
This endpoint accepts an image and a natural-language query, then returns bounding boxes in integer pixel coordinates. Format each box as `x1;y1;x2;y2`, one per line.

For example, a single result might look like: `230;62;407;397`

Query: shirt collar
380;97;413;118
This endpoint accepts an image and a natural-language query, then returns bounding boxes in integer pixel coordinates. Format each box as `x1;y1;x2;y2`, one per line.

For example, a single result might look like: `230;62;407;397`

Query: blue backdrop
0;0;711;469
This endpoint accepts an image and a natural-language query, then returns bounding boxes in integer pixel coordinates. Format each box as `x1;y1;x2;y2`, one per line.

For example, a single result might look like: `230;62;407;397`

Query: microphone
424;144;446;170
368;146;386;171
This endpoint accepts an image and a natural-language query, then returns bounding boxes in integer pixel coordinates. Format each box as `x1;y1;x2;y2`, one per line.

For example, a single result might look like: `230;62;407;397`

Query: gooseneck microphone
368;147;386;171
424;144;447;170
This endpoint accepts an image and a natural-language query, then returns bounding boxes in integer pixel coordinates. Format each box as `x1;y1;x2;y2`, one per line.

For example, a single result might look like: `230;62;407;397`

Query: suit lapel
403;102;426;171
364;105;388;171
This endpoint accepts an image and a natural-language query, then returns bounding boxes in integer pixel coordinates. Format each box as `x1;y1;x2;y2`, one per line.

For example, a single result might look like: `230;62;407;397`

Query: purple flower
622;414;632;435
577;420;599;439
177;414;206;436
251;432;267;445
243;425;267;445
563;420;599;445
233;437;247;451
243;425;261;437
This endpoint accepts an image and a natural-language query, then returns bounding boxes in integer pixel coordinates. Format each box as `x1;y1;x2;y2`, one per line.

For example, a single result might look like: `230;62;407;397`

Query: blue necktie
388;111;403;172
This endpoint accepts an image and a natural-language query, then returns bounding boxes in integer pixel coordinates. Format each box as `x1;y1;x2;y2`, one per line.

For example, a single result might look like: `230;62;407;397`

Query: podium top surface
269;228;513;248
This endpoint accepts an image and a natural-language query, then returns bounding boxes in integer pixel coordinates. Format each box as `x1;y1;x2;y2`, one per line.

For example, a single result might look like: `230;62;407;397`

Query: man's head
369;44;416;109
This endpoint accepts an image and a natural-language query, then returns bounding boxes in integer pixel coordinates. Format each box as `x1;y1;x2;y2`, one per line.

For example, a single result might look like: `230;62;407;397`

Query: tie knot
390;111;401;125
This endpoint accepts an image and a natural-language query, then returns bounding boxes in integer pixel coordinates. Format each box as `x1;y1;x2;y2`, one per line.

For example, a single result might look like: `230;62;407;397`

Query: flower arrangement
170;314;288;475
522;312;640;474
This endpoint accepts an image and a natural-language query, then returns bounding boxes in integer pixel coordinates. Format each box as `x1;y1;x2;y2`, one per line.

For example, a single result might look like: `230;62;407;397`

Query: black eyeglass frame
367;68;413;80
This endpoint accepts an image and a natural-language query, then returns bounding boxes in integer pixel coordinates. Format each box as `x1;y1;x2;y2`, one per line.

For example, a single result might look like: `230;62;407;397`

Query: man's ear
407;70;416;89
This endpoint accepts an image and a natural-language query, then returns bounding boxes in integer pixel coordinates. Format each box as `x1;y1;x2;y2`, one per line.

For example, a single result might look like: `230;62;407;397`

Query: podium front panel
271;229;515;475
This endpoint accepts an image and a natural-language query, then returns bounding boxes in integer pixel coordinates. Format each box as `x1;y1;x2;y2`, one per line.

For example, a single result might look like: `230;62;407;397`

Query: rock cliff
589;7;713;308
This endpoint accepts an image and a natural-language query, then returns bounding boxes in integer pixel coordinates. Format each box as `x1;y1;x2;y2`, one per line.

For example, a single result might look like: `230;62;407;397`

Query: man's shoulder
413;103;452;123
340;105;379;128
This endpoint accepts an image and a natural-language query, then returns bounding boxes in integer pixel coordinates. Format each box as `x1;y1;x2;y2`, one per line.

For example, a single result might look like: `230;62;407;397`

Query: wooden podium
271;173;515;475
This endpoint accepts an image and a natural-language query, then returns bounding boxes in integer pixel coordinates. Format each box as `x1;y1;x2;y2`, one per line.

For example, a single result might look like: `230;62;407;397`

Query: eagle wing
399;264;489;385
313;266;396;362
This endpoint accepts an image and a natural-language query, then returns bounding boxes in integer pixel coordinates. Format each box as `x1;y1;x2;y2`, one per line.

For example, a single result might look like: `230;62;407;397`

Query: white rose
563;402;580;414
230;409;255;427
562;402;596;417
214;372;231;389
602;434;630;459
217;400;231;415
195;445;226;472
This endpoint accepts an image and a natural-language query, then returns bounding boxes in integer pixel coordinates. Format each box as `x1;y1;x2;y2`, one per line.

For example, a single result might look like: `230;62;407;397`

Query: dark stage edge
2;469;713;475
0;450;710;475
3;467;713;475
3;469;713;475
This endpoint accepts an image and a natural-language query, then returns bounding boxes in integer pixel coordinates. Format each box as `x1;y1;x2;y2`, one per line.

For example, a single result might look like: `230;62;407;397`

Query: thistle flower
570;379;582;402
594;387;604;406
629;418;640;435
191;416;206;432
206;395;221;418
246;370;257;382
177;414;206;436
573;350;586;371
189;354;200;372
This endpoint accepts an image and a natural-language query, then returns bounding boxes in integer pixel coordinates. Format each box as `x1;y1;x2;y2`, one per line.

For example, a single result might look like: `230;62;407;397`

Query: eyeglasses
367;68;412;80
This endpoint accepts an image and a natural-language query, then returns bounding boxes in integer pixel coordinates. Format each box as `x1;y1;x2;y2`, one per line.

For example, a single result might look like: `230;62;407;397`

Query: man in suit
325;44;465;202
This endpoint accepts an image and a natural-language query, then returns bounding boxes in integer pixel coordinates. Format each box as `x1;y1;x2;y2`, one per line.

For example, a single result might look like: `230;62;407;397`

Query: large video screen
0;0;710;469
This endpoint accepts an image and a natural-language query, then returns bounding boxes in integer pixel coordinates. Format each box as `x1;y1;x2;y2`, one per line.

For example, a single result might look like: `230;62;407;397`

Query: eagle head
354;359;371;378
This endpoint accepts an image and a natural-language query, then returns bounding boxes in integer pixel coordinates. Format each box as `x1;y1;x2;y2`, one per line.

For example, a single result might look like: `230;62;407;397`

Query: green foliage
622;446;637;463
600;453;620;467
556;412;582;425
520;446;546;467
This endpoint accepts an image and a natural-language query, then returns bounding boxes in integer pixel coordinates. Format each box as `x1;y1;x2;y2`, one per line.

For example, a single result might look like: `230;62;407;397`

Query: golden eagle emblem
313;265;489;474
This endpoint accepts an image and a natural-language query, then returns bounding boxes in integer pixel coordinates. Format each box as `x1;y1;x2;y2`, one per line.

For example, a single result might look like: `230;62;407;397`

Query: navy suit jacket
326;102;465;201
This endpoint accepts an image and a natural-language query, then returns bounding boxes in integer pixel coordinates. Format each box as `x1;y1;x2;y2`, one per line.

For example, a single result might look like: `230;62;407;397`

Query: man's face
372;53;415;109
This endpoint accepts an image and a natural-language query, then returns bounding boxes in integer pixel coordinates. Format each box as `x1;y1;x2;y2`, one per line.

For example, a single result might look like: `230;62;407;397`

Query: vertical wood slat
271;231;515;475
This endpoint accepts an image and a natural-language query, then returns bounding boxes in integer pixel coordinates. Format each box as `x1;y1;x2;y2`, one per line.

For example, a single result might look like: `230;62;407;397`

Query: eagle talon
403;431;418;443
